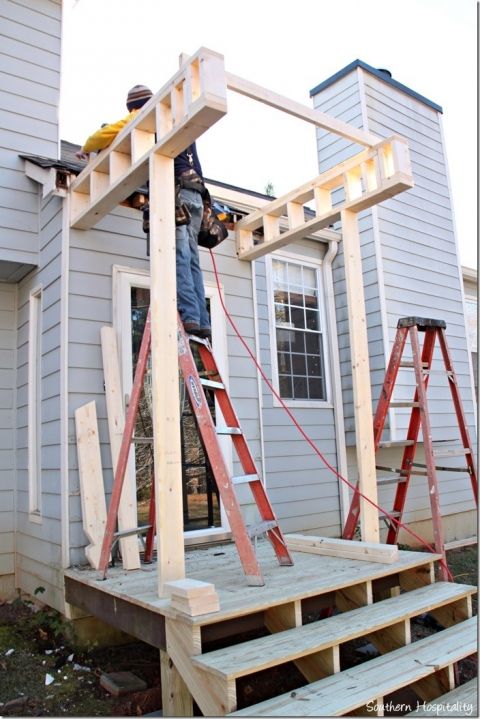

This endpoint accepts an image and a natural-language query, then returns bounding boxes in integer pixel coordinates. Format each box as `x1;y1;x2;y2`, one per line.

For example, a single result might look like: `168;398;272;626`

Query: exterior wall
0;0;61;271
15;194;65;610
67;207;151;565
0;283;16;598
311;63;477;532
311;71;385;444
255;240;342;536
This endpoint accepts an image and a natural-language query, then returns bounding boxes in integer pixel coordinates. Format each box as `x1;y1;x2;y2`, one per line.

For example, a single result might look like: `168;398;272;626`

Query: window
28;286;42;517
271;257;327;401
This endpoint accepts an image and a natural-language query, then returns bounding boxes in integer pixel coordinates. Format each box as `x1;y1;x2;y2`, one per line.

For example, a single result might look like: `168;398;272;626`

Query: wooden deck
64;541;477;717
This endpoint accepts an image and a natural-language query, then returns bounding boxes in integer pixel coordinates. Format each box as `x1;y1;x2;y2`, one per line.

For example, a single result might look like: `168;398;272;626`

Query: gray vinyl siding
0;0;61;271
0;283;16;595
312;64;477;525
67;207;150;564
15;194;64;610
254;240;341;536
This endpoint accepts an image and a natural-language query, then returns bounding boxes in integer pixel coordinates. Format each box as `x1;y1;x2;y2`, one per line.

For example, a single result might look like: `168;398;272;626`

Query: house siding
254;239;341;536
311;63;477;533
15;194;64;609
0;0;61;270
0;283;16;597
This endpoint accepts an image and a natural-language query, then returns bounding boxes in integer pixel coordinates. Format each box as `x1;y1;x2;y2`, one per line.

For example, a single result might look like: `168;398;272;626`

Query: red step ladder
98;310;293;585
343;317;477;576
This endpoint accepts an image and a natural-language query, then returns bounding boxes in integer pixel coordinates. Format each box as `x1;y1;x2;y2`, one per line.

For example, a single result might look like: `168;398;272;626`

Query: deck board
65;541;441;626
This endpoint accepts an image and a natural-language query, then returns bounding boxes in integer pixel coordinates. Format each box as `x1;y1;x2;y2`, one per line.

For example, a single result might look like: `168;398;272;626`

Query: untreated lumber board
225;72;380;147
407;678;478;716
230;617;477;716
285;534;398;563
101;326;140;570
149;152;185;595
342;208;379;543
193;582;476;681
74;401;108;569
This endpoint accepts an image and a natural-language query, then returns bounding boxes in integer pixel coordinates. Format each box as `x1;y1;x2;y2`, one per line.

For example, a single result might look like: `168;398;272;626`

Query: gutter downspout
251;260;267;489
322;240;350;528
60;190;71;571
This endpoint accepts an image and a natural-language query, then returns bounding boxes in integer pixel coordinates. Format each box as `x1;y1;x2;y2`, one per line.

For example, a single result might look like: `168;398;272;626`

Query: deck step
193;582;475;681
230;616;477;716
407;679;478;717
407;678;478;716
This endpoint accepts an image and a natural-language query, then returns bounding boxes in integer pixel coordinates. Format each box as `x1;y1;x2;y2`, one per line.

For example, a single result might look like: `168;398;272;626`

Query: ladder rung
378;440;415;448
379;511;401;520
113;525;152;539
412;462;472;474
187;334;211;347
433;447;472;458
232;473;258;485
216;426;243;435
247;519;278;538
389;401;420;408
400;360;429;368
200;378;225;390
377;475;407;486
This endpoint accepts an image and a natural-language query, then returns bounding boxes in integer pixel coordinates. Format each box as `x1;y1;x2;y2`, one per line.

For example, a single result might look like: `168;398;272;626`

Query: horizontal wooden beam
285;534;399;564
70;47;227;230
235;136;414;261
226;72;381;147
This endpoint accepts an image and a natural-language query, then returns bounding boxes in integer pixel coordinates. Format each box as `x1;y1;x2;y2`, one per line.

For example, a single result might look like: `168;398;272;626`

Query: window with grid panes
272;258;327;401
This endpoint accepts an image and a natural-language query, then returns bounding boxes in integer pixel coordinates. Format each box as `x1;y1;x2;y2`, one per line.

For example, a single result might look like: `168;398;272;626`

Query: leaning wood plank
75;401;108;569
285;534;397;563
101;326;140;570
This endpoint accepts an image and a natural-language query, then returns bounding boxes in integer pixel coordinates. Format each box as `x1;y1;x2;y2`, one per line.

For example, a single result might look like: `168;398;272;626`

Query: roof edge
309;59;443;114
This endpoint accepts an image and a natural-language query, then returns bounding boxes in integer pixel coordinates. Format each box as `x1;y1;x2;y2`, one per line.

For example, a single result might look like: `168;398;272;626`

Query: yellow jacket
81;109;139;153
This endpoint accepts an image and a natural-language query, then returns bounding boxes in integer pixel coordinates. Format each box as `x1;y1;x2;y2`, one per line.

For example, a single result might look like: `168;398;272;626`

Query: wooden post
149;152;185;595
341;209;380;542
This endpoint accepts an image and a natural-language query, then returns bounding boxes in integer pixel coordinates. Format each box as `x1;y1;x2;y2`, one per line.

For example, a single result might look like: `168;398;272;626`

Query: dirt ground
0;545;477;717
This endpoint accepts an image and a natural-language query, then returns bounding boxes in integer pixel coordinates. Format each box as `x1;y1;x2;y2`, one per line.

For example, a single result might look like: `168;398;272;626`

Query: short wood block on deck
165;578;220;617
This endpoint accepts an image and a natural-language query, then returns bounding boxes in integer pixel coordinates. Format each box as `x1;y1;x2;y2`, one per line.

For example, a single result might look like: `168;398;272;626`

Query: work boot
198;327;212;340
183;322;201;335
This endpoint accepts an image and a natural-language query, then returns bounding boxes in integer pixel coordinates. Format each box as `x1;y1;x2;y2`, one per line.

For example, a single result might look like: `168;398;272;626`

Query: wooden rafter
235;136;414;261
70;47;227;230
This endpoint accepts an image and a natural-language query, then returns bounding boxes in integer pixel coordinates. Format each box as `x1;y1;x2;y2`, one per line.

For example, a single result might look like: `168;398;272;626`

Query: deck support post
341;209;380;543
149;153;185;595
160;648;193;717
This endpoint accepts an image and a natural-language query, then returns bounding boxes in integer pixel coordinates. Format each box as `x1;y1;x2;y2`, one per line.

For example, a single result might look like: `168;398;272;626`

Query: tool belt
176;169;206;196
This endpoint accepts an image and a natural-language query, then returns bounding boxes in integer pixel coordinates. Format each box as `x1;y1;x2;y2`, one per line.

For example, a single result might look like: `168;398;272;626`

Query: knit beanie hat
126;85;153;111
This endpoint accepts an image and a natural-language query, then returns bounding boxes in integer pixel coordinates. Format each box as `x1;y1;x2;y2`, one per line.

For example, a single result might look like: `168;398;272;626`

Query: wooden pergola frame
69;48;414;596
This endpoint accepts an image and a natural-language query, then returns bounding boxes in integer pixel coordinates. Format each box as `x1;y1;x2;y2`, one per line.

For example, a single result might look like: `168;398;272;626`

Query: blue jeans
175;188;210;328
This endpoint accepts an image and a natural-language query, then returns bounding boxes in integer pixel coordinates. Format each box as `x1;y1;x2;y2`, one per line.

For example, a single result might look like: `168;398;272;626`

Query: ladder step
412;462;472;474
433;447;472;458
247;520;278;538
389;401;420;408
400;360;429;368
113;525;152;539
377;475;407;486
379;510;401;520
200;378;225;390
216;426;243;435
232;474;259;485
378;439;415;448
